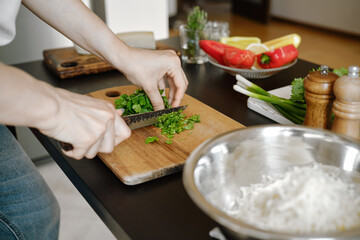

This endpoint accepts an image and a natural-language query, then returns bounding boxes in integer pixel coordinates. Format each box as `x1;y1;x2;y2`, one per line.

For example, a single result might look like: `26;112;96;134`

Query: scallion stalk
234;75;306;124
233;85;306;117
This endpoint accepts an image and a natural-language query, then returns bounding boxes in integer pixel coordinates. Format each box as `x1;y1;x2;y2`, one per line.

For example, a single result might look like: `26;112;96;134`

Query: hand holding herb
114;89;170;116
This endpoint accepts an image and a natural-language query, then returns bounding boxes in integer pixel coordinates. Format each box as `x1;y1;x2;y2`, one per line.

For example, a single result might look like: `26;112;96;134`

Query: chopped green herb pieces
145;136;159;144
145;110;201;144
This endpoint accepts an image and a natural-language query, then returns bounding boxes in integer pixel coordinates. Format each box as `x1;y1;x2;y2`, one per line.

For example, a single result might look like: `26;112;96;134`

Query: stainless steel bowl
183;125;360;240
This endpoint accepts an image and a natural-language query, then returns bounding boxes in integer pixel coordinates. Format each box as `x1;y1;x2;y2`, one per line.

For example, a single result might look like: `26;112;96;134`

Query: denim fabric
0;125;60;240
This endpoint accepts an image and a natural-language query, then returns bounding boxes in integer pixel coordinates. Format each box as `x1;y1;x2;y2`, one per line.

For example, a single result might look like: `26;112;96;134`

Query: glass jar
203;21;230;41
179;24;208;64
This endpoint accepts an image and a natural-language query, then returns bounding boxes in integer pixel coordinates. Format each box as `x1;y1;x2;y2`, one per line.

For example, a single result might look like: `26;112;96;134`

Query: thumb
116;108;124;116
145;88;165;111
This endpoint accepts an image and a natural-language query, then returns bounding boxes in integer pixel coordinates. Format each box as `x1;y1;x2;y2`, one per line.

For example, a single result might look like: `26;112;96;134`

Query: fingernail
116;108;125;115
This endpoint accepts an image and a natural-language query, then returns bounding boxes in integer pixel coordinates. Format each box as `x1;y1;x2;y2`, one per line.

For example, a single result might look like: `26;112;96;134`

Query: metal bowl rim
183;124;360;240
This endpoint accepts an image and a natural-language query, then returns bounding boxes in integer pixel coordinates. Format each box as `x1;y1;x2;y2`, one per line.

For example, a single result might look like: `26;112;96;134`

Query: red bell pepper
256;44;298;69
199;40;235;65
223;48;255;69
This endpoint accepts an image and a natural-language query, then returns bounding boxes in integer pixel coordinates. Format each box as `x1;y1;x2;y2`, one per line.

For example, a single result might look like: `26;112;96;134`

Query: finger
114;110;131;145
116;108;124;115
168;77;175;106
97;120;115;154
144;85;165;111
158;77;166;95
85;136;104;159
80;108;116;158
62;144;87;160
168;69;188;107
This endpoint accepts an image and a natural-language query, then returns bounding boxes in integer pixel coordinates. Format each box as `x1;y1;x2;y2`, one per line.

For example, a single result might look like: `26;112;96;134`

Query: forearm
22;0;188;110
22;0;130;69
0;63;58;129
0;62;132;159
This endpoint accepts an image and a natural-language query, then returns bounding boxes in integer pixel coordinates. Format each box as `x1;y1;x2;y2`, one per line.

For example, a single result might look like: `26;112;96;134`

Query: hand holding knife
59;105;187;151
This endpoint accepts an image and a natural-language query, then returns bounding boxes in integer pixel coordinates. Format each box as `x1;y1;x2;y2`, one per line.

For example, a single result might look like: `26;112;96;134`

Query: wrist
103;35;133;73
30;82;61;131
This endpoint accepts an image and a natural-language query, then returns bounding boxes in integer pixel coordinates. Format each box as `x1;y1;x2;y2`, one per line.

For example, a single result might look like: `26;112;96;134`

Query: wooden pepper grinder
331;66;360;139
303;65;338;129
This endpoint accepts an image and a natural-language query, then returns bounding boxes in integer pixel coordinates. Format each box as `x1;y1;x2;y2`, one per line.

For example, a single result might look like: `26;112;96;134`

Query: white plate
208;56;297;79
247;85;295;125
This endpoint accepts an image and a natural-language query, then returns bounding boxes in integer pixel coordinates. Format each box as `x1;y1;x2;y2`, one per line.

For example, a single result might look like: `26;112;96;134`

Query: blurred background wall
1;0;359;65
0;0;173;65
270;0;360;36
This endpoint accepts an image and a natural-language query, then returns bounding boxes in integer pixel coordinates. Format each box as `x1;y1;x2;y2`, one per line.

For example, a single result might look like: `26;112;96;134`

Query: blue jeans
0;125;60;240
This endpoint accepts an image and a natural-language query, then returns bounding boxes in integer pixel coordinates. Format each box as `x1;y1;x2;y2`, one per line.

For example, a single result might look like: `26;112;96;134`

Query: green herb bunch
145;110;201;144
185;6;208;59
290;78;305;103
114;89;170;116
290;67;349;104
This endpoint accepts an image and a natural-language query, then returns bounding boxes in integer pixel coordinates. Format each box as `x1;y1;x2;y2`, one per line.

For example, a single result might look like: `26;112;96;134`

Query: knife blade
123;105;187;130
59;105;188;151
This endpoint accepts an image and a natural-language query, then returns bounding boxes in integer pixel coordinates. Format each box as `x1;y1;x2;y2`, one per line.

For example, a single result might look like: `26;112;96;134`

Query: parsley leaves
290;77;305;103
115;89;201;145
114;89;170;116
145;136;159;144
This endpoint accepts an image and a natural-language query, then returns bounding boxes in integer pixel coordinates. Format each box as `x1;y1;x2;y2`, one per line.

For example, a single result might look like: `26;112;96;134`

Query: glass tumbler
203;21;230;41
179;24;208;64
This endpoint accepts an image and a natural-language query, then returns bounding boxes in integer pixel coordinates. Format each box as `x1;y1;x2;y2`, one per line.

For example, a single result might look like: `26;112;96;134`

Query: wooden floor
170;4;360;70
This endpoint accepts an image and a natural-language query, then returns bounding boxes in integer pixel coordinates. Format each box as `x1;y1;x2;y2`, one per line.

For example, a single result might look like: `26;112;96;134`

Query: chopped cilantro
145;110;201;144
145;136;159;144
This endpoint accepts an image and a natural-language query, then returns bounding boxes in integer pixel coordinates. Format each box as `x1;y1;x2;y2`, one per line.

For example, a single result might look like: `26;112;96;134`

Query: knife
59;105;187;151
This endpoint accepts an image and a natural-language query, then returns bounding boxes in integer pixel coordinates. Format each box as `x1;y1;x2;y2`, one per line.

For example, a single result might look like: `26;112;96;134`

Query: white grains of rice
224;163;360;234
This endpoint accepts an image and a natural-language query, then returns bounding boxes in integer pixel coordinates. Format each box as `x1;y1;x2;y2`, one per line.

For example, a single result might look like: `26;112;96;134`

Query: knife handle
59;141;74;151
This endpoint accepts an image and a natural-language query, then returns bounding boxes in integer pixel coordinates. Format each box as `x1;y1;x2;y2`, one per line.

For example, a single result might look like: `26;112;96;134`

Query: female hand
115;47;189;110
39;88;131;160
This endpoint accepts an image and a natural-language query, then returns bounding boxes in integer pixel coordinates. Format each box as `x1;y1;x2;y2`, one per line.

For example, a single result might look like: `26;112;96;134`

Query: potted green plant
179;6;208;64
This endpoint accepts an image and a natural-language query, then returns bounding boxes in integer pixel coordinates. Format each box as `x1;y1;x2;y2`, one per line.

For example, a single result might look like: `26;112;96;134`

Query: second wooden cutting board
88;85;245;185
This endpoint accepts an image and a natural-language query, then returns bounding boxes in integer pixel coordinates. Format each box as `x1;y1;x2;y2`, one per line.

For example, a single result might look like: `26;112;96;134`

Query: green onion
234;75;306;124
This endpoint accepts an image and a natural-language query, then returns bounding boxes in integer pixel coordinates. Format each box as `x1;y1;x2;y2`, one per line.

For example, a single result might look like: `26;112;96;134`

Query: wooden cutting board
43;42;180;79
88;85;245;185
43;47;114;79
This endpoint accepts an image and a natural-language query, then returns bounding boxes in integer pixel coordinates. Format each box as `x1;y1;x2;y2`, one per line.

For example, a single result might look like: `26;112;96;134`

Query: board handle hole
106;91;121;97
60;61;79;68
